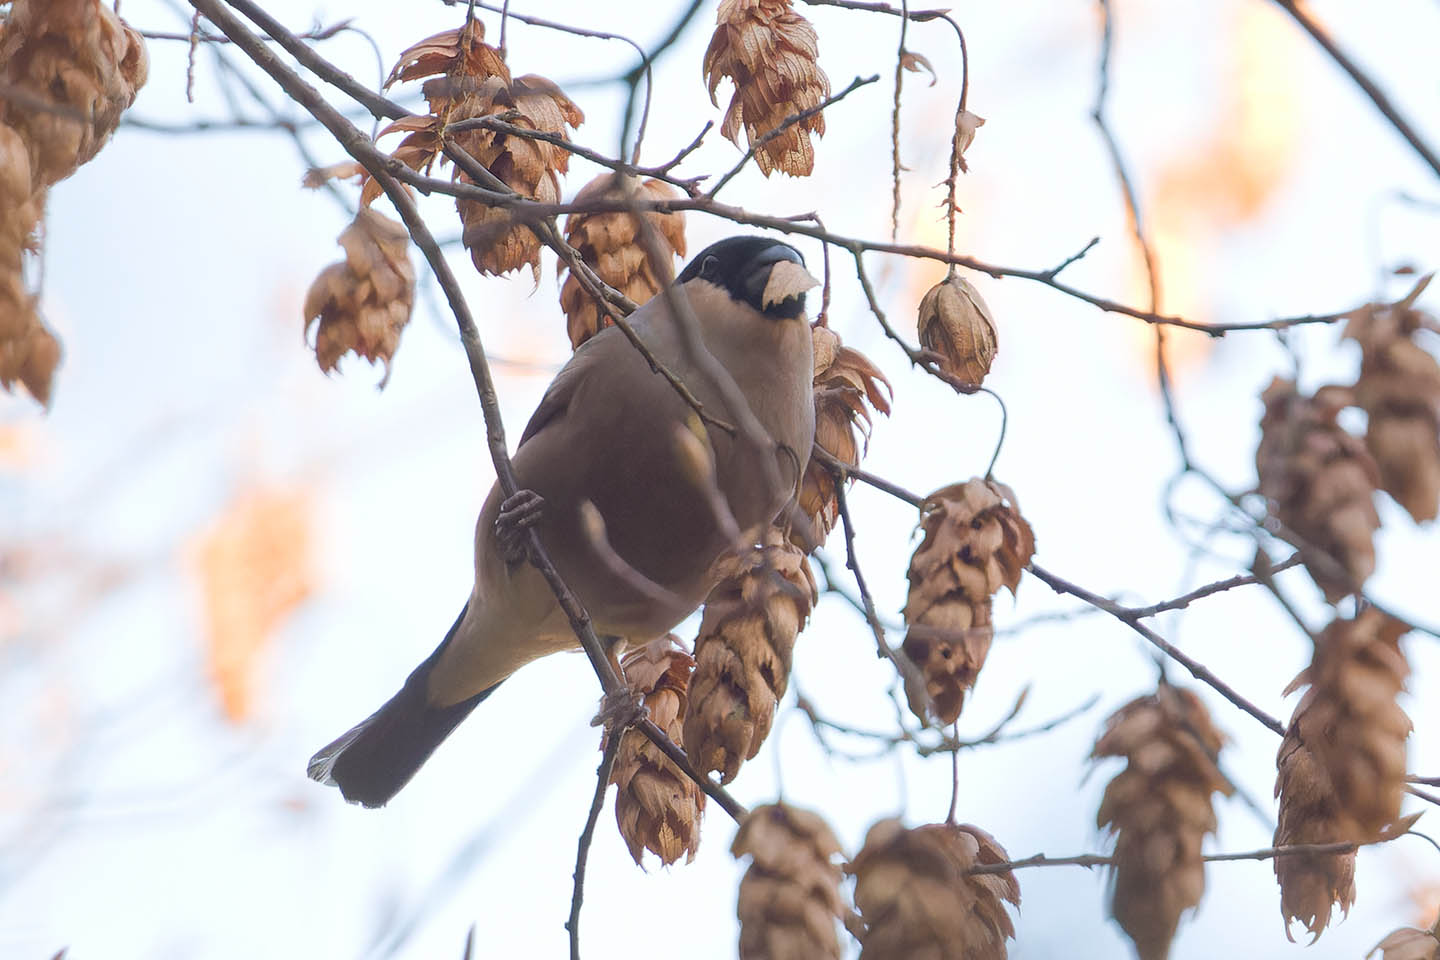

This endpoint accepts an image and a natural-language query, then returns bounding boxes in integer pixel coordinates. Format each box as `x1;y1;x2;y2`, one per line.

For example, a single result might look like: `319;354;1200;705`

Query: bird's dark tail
306;604;499;808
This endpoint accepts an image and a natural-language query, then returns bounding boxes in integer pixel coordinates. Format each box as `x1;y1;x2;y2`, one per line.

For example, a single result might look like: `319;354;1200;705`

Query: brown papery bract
796;323;891;543
731;803;845;960
684;528;817;783
848;819;1020;960
0;0;148;189
365;20;583;277
1256;377;1381;602
703;0;830;177
901;479;1035;725
1343;274;1440;523
558;173;687;349
1283;609;1411;843
917;272;997;389
1268;609;1410;943
1369;925;1440;960
1092;685;1233;960
610;636;705;866
303;210;416;386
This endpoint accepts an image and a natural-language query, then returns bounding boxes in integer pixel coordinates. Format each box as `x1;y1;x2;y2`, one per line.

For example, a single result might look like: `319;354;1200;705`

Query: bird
307;235;819;807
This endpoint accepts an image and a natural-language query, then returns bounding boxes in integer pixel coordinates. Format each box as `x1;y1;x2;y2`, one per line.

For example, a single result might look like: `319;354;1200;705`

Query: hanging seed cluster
1256;377;1381;602
1274;609;1412;941
0;0;146;405
684;528;817;784
302;210;416;386
731;803;845;960
901;479;1034;725
1343;274;1440;523
366;20;583;278
703;0;830;177
610;636;705;866
848;819;1020;960
797;322;891;541
558;173;687;349
1092;686;1233;960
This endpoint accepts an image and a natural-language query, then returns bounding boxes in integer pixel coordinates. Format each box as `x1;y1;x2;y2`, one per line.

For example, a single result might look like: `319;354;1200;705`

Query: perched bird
308;236;818;807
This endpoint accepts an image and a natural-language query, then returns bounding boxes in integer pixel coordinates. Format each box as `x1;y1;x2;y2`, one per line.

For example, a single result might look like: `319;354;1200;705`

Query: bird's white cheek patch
761;260;820;309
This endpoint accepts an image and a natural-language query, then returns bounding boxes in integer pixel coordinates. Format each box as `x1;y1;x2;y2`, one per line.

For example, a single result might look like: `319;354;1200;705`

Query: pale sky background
2;0;1439;958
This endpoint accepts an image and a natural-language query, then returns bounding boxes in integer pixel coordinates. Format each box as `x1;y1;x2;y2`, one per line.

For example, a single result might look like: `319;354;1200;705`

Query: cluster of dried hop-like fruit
684;527;817;784
610;636;705;866
0;0;146;406
1256;376;1381;602
731;803;845;960
365;19;583;278
901;478;1035;725
558;173;687;349
1274;608;1413;942
1092;685;1233;960
848;818;1020;960
704;0;830;177
1343;274;1440;523
302;210;416;386
796;322;891;542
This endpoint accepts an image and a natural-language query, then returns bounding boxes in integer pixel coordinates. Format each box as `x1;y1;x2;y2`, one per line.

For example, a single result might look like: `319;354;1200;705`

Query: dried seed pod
1369;925;1440;960
1343;274;1440;523
0;0;148;188
303;210;416;386
732;803;845;960
1256;377;1381;601
901;479;1035;724
684;528;817;783
848;819;1020;960
368;22;583;277
796;324;891;542
1283;609;1411;842
558;173;687;349
611;636;705;866
917;272;997;388
703;0;830;177
1274;729;1356;943
0;124;41;262
1092;686;1233;960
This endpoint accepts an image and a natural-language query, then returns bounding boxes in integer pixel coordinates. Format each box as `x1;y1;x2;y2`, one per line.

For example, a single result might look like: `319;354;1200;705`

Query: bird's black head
677;236;812;319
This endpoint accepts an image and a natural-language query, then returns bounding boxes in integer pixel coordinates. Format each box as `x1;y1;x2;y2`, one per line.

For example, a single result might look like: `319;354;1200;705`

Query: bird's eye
699;255;720;279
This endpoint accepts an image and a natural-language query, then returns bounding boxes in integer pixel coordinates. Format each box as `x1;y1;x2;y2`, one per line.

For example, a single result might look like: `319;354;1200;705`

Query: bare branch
566;736;620;960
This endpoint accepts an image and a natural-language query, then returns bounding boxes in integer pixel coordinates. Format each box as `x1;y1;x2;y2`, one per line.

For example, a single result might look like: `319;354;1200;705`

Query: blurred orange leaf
191;486;313;723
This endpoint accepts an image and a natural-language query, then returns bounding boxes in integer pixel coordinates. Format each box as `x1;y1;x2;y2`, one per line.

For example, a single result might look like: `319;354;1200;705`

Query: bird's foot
495;489;545;566
591;686;649;732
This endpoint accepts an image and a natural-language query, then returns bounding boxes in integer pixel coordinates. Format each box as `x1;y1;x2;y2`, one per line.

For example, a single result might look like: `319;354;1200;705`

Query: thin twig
966;837;1397;876
1091;0;1190;470
566;736;620;960
1271;0;1440;182
707;74;879;198
889;0;909;240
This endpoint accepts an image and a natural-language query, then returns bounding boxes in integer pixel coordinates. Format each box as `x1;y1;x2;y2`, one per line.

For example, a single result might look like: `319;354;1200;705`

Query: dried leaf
193;487;313;723
954;110;985;173
1369;927;1440;960
760;259;820;309
900;51;936;86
